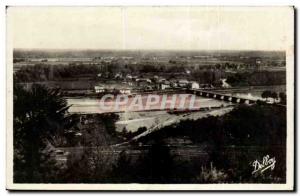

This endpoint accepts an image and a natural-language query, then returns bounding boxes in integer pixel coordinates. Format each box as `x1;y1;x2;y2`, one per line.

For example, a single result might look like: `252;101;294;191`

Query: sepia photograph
6;6;294;190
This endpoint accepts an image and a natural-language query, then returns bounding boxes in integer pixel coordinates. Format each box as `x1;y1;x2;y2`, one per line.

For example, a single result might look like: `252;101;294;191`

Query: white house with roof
126;74;133;80
161;81;171;90
94;85;105;93
189;81;200;89
119;89;132;94
178;79;189;87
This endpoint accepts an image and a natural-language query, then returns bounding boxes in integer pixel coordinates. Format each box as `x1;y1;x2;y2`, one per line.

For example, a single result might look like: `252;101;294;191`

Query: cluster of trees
14;62;185;83
14;64;103;82
13;58;26;63
62;139;229;183
214;62;259;70
261;91;278;101
62;140;177;183
261;91;286;104
137;104;286;183
13;84;120;183
226;71;286;86
13;84;79;182
191;69;226;85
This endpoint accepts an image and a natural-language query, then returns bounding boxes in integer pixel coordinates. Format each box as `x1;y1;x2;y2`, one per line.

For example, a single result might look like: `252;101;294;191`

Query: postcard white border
6;6;295;191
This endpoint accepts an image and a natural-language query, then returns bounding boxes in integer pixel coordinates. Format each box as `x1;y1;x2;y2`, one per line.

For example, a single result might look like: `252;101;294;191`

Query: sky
7;6;293;51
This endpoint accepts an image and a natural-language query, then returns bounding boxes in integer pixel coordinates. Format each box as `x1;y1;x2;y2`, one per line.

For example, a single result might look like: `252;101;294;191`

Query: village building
146;85;153;90
114;73;123;79
200;84;214;89
94;85;105;93
125;74;133;80
188;81;200;89
220;79;231;88
158;78;166;83
170;79;178;88
158;81;171;90
119;89;132;94
132;76;138;81
137;78;152;87
178;79;189;87
153;75;159;81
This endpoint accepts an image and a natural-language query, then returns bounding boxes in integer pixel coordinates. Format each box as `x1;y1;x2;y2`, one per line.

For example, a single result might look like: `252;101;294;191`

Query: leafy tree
262;91;278;102
13;84;77;182
271;92;278;102
138;104;286;183
111;150;133;182
261;90;272;101
136;140;174;183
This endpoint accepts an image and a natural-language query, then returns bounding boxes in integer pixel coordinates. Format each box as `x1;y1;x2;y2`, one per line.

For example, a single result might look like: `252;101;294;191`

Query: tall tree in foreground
136;140;174;183
13;84;77;183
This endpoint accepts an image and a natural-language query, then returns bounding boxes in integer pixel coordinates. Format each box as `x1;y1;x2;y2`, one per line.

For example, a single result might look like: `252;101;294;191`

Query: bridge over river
186;89;257;104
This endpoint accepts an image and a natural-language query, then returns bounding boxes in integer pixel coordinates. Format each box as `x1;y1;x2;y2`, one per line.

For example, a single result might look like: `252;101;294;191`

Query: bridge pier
209;93;215;98
191;90;256;105
249;100;256;104
231;97;238;103
239;99;246;104
223;96;231;102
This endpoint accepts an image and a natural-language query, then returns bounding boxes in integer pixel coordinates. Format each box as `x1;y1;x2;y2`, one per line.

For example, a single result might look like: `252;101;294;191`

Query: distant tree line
14;64;102;82
226;71;286;86
261;91;286;104
15;61;286;89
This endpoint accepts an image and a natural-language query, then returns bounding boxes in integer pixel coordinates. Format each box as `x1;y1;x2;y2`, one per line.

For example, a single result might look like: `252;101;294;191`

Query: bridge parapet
190;89;257;105
223;95;231;102
239;99;246;104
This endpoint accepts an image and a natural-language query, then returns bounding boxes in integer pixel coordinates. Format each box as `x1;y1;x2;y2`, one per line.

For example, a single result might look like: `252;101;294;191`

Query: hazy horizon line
13;48;286;53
